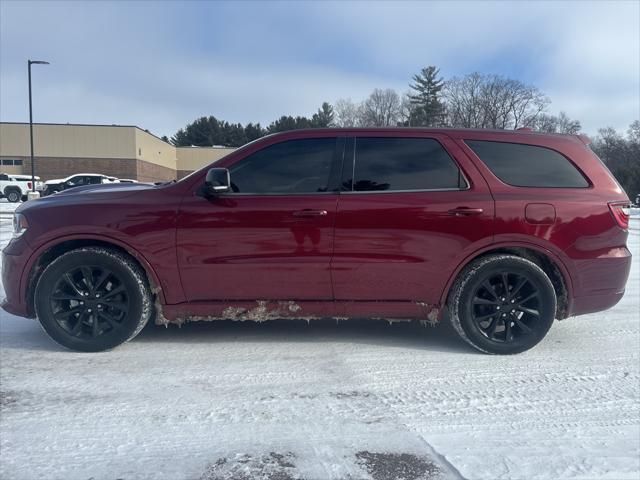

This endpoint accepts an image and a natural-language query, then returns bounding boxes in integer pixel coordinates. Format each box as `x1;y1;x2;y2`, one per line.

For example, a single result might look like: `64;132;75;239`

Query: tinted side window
466;140;589;188
230;138;336;194
351;138;466;192
67;176;84;186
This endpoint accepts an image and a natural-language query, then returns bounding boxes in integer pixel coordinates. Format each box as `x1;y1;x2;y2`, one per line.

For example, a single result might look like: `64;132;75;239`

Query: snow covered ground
0;199;638;480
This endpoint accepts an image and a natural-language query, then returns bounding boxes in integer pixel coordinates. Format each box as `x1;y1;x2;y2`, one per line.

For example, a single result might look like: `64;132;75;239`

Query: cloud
1;0;638;137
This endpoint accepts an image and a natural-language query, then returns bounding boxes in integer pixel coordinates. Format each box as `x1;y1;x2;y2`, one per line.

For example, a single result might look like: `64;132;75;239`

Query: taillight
608;202;631;230
27;182;32;190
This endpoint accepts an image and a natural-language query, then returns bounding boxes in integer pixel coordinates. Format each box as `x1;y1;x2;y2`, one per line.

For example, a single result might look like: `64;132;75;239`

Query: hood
52;181;155;197
17;183;156;214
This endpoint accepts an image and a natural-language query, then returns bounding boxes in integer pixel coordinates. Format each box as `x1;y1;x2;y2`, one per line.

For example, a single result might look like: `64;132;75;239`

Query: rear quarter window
466;140;589;188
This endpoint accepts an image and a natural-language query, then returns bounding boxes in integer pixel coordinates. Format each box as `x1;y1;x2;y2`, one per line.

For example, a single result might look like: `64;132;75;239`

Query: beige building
0;122;235;183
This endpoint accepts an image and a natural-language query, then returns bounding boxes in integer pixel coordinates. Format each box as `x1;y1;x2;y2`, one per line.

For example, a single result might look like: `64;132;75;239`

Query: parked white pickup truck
0;173;44;202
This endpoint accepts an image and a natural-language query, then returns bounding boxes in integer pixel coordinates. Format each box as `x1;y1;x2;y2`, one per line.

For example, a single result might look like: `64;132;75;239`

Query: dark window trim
341;136;471;194
340;137;355;192
327;136;346;192
463;139;591;189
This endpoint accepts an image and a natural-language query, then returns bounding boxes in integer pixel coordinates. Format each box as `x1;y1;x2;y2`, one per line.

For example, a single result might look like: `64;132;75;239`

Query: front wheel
35;247;153;352
5;189;21;203
447;254;556;354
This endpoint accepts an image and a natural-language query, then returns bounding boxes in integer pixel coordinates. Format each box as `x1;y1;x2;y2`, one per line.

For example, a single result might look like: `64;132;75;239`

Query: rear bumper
571;290;626;317
569;246;632;317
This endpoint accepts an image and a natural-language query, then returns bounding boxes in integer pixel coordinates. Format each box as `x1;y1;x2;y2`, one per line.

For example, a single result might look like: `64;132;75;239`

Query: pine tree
408;66;446;127
267;115;313;133
244;123;265;142
311;102;335;127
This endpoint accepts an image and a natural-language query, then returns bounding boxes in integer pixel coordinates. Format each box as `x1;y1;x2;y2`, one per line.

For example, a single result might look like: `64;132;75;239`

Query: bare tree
532;113;559;133
361;88;402;127
533;111;581;134
333;98;363;127
443;73;485;128
398;92;414;126
627;120;640;143
555;112;581;134
444;73;549;129
591;122;640;198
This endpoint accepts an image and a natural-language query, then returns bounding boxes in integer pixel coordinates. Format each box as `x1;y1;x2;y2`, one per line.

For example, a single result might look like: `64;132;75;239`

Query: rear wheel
447;254;556;354
35;247;152;352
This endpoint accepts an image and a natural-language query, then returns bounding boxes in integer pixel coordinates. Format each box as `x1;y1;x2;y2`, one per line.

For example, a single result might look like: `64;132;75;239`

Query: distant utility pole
28;59;50;193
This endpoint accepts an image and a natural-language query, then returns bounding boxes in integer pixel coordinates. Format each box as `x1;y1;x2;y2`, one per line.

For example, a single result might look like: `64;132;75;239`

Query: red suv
2;129;632;354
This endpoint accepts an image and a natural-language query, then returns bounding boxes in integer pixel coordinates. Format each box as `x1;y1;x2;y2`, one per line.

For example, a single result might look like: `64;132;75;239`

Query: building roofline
0;121;172;145
175;145;235;150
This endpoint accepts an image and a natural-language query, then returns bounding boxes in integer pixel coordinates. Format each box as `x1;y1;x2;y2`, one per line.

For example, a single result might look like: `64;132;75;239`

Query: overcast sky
1;0;638;138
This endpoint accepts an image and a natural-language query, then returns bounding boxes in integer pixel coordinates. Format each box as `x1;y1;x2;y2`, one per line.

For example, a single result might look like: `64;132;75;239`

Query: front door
177;136;342;301
332;134;494;305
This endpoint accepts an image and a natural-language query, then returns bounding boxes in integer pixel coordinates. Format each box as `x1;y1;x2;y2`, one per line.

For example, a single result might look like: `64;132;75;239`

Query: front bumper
1;240;34;319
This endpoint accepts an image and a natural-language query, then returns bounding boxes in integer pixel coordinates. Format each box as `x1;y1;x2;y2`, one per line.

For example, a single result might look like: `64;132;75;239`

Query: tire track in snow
313;341;467;480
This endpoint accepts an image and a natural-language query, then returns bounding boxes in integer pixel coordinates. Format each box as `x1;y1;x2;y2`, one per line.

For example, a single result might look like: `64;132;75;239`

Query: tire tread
447;254;556;355
35;247;153;351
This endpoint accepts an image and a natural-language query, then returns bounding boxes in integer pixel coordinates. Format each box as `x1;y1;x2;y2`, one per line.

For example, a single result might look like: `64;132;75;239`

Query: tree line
590;121;639;200
170;66;638;198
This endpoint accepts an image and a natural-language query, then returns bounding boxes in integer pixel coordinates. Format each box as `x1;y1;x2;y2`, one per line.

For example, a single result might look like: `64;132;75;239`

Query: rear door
332;134;494;305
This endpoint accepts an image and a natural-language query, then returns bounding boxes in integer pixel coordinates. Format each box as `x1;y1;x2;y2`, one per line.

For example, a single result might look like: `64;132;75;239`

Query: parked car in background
117;179;138;183
1;128;632;354
42;174;119;196
0;173;44;202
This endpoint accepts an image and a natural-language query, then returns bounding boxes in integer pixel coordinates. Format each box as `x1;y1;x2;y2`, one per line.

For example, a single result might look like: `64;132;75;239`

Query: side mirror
204;168;231;195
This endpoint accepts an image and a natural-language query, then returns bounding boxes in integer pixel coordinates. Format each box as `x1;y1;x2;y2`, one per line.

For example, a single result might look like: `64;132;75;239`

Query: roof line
0;121;171;144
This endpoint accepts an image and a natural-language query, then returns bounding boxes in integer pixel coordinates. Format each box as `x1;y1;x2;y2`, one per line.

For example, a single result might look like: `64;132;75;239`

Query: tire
5;189;21;203
447;254;556;355
34;247;153;352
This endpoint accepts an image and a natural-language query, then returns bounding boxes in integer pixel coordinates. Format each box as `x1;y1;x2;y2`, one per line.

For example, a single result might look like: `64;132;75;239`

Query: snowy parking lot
0;200;638;480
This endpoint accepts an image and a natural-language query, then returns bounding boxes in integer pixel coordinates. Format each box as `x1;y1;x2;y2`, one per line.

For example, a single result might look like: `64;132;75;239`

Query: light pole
28;59;49;194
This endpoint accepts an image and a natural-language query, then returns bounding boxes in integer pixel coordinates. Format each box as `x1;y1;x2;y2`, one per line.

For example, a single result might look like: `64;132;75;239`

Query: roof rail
577;134;592;145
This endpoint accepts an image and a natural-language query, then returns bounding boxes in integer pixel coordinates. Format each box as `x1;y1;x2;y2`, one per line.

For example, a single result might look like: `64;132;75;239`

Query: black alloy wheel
448;254;556;354
49;265;130;340
35;247;152;351
471;272;541;343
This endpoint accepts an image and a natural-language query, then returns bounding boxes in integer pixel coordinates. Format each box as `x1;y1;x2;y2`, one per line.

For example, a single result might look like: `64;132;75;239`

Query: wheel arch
4;186;22;196
24;235;165;317
440;242;574;320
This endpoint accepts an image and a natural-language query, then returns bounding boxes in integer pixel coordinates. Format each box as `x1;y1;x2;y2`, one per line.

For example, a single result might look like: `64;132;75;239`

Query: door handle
448;207;484;217
292;209;328;217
